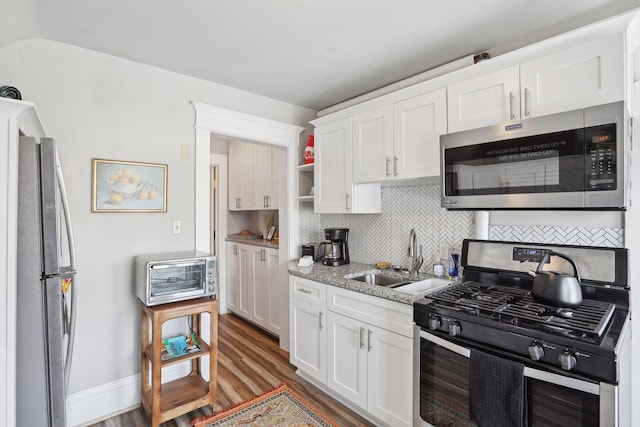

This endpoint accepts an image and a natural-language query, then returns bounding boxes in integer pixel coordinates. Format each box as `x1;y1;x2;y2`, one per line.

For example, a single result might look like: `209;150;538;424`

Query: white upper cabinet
352;105;394;183
393;88;447;178
448;35;623;133
228;141;254;210
447;66;520;133
229;141;279;210
314;118;381;214
520;35;623;119
353;89;447;182
314;118;351;213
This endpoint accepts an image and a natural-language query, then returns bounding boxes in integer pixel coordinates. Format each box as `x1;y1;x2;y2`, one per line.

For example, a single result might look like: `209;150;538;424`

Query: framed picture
266;225;277;240
91;158;167;213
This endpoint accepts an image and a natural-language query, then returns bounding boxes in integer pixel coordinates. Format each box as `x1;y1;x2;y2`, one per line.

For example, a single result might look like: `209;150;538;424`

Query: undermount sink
349;272;412;288
393;278;453;295
348;272;453;295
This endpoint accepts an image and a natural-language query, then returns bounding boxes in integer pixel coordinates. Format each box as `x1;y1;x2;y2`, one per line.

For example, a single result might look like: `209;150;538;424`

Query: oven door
417;330;619;427
147;259;209;305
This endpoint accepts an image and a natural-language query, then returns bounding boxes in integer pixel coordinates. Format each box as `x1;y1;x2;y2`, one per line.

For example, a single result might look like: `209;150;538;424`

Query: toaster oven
134;251;217;306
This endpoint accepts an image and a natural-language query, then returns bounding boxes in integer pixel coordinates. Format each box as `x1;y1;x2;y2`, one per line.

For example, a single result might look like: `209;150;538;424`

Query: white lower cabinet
227;242;280;335
226;241;251;319
251;246;281;335
289;276;413;427
289;276;327;383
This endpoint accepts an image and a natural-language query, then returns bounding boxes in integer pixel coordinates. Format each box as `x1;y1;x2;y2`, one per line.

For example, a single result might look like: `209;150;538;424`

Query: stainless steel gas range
414;239;630;427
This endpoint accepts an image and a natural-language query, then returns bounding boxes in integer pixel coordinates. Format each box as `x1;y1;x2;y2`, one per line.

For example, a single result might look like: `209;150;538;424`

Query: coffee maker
320;228;350;266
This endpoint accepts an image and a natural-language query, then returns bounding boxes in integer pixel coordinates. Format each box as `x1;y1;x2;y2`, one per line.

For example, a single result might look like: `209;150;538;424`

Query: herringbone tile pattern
299;183;475;270
489;225;624;247
299;182;625;268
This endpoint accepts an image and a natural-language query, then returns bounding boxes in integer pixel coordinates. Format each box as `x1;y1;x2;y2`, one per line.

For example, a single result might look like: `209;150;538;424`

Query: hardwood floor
89;313;375;427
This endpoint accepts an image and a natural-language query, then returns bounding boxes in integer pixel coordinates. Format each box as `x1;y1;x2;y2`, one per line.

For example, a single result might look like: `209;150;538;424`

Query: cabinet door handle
345;193;350;211
509;91;515;120
319;312;324;330
266;195;270;208
385;157;391;177
263;195;267;208
298;287;312;294
524;88;530;117
367;329;373;351
393;156;399;177
359;327;365;349
233;244;237;255
261;249;266;261
236;198;241;209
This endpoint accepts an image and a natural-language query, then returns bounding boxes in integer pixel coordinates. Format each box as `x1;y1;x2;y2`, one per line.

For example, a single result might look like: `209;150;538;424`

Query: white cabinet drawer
289;276;327;306
327;286;413;338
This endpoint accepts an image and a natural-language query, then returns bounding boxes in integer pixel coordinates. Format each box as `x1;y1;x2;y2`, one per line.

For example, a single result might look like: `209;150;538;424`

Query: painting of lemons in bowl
92;159;167;212
107;170;143;198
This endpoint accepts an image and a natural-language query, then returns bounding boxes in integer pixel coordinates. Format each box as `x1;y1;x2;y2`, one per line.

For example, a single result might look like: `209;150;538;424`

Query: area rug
191;383;338;427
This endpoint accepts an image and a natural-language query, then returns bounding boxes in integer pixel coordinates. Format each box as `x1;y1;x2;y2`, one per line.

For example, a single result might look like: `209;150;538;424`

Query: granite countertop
226;236;279;249
288;260;452;305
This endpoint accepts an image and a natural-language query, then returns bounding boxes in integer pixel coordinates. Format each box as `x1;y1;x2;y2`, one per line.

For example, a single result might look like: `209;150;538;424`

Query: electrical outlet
172;219;181;235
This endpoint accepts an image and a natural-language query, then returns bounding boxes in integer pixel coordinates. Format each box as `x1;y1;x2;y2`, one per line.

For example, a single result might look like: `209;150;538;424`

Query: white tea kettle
528;251;582;308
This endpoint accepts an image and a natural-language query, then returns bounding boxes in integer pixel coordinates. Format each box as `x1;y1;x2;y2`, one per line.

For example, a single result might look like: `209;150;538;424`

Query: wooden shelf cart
140;298;218;427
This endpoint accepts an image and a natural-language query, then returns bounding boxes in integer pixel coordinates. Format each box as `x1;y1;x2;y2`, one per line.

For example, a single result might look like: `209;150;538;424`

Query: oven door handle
419;329;600;395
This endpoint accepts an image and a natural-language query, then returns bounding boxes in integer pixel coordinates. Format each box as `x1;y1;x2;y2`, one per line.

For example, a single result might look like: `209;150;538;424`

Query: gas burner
554;309;574;319
427;280;616;342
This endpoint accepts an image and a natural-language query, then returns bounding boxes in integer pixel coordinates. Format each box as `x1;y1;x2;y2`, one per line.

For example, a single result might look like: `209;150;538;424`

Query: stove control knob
527;342;545;361
448;322;461;337
428;317;442;331
558;350;577;371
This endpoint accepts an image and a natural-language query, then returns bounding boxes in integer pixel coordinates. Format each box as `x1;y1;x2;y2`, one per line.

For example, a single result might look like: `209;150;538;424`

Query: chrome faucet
407;229;423;274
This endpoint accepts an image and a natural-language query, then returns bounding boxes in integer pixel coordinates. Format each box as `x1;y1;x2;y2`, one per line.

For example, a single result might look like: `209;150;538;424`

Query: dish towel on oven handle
469;349;527;427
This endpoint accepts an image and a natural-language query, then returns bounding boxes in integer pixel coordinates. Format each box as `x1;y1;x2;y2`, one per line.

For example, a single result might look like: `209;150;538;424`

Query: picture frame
266;225;277;240
91;158;167;213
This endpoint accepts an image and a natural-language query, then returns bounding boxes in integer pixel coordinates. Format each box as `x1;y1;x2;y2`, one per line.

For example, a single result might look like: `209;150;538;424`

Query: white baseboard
66;363;192;427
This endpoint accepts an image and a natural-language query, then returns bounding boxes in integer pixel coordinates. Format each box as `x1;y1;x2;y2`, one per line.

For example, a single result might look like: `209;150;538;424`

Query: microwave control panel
585;123;617;191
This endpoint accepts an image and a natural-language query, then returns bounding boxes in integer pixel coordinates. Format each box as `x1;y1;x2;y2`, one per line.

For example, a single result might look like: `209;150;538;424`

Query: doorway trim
191;101;305;349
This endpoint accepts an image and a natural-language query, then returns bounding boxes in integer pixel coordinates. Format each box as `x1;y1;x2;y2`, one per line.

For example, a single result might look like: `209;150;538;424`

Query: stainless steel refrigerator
16;137;77;427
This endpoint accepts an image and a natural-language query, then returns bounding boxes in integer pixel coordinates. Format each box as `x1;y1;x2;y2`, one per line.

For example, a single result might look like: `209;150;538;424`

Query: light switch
172;219;182;235
180;144;191;160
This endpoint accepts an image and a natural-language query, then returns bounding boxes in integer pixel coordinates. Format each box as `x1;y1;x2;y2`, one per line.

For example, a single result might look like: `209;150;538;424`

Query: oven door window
444;129;584;197
419;338;599;427
149;262;205;298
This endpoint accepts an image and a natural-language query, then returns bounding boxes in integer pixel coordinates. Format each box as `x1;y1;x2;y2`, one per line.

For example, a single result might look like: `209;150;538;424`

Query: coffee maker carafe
320;228;350;266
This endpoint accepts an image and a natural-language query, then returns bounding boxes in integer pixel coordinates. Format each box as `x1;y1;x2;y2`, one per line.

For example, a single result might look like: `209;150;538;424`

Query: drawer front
289;276;326;306
327;286;413;338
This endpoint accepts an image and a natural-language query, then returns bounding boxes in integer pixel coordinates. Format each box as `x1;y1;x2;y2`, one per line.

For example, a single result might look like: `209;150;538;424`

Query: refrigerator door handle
53;142;78;393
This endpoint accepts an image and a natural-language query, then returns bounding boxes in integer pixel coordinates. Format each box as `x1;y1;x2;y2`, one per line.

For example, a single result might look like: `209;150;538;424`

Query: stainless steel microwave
134;251;217;306
441;101;629;210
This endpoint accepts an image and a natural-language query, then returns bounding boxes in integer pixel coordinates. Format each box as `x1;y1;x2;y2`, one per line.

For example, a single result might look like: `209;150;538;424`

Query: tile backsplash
299;182;475;270
298;182;625;272
488;225;624;247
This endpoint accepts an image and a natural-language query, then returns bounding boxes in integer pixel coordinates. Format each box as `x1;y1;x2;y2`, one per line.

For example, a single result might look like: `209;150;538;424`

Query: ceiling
2;0;640;111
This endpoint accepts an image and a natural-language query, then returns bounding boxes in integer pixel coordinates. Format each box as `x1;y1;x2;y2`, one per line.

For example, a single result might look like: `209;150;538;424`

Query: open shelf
143;336;211;367
296;163;314;171
140;298;218;427
297;163;314;202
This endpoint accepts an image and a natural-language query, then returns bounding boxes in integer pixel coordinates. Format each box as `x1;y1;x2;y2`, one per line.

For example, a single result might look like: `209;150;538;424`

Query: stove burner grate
500;296;615;339
428;281;615;341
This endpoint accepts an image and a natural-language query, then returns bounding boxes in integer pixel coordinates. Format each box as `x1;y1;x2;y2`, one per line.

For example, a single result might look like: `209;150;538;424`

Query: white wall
0;37;313;417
